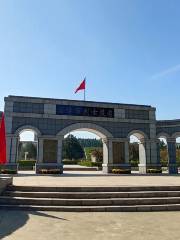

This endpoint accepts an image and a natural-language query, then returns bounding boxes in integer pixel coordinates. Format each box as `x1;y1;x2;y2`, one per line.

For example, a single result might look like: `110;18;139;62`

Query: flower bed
38;169;61;174
112;168;131;174
0;169;17;174
147;168;162;174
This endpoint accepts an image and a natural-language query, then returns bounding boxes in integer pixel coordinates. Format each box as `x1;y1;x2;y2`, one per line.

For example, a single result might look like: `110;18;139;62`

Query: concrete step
6;185;180;192
1;196;180;206
1;204;180;212
4;184;180;212
4;191;180;199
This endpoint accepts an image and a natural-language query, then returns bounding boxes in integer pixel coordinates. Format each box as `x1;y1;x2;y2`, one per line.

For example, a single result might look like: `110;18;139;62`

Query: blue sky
0;0;180;123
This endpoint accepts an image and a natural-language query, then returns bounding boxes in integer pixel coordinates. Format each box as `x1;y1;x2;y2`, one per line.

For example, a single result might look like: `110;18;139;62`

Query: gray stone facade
3;95;180;174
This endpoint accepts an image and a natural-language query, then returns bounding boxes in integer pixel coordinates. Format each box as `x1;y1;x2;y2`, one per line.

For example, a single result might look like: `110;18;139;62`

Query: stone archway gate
3;95;178;174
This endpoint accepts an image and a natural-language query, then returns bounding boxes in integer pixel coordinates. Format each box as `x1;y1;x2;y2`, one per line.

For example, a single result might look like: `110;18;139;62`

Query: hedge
147;168;162;174
62;159;78;165
77;160;102;168
18;160;36;166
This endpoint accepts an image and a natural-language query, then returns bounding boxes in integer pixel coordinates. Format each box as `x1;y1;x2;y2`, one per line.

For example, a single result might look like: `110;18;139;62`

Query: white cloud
151;63;180;80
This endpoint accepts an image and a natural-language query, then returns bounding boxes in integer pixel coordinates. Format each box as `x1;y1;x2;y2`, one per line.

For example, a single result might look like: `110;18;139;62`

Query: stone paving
12;171;180;187
0;210;180;240
1;172;180;239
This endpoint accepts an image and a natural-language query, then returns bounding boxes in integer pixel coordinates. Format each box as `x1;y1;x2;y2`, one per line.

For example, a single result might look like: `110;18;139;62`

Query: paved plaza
1;172;180;239
12;171;180;187
0;210;180;240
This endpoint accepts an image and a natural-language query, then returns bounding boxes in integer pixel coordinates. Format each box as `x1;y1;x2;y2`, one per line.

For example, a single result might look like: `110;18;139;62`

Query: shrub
18;160;36;166
112;168;131;174
78;160;102;168
84;147;102;161
147;168;162;174
0;169;17;174
38;169;61;174
62;159;78;165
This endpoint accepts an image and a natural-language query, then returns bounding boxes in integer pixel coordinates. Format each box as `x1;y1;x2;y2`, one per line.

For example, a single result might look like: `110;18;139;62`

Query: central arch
57;123;113;139
57;123;113;173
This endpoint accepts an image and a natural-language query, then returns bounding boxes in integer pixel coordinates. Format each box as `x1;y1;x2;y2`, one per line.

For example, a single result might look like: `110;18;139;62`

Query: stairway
1;185;180;211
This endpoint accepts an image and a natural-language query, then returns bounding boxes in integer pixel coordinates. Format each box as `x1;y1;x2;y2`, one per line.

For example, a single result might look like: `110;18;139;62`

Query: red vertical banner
0;113;7;164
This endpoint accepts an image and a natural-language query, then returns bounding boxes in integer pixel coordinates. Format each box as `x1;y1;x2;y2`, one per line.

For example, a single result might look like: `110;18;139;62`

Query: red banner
0;113;7;164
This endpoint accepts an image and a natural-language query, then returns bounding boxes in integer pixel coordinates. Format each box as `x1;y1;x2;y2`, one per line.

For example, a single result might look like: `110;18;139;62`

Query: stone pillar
35;137;63;174
148;139;162;170
4;135;19;171
57;136;63;164
156;140;161;165
102;138;131;173
102;138;113;173
138;139;161;174
38;138;44;163
138;139;147;174
167;137;178;174
9;136;19;163
125;140;130;164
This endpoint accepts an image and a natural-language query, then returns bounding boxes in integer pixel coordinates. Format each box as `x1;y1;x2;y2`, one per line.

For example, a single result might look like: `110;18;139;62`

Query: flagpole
84;78;86;101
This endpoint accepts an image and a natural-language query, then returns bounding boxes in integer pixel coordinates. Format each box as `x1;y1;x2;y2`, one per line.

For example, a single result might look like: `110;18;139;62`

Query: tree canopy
63;134;84;160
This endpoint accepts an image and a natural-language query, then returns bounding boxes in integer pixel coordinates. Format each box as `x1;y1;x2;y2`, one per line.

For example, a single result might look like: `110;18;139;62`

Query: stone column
6;135;12;163
102;138;113;173
4;135;19;171
167;137;178;174
156;140;161;165
102;138;131;173
38;138;44;163
125;140;130;164
147;139;162;170
57;136;63;164
138;139;147;174
9;136;19;163
35;137;63;174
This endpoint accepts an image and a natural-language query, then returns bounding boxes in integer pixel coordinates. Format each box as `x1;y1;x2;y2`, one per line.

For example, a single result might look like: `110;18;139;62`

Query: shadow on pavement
0;210;68;239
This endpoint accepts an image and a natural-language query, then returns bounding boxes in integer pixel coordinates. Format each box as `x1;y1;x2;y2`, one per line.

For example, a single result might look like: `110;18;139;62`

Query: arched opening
63;130;103;171
17;129;38;171
57;123;113;173
128;131;147;173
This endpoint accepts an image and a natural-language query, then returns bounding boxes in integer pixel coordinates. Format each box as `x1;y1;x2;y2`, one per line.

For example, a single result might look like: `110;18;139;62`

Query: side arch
156;132;170;139
127;130;148;140
172;132;180;139
14;125;42;137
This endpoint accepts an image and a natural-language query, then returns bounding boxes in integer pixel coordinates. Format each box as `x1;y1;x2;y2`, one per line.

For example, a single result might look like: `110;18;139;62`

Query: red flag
75;78;86;93
0;113;7;164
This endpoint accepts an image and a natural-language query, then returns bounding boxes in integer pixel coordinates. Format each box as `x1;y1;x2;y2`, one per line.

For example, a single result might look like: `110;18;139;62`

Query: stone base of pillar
168;164;178;174
35;163;63;174
102;163;131;174
1;163;18;173
138;164;147;174
139;164;162;174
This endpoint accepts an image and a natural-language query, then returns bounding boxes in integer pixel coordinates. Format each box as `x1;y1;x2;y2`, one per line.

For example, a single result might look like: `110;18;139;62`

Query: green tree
129;143;139;166
78;138;103;148
63;134;84;160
